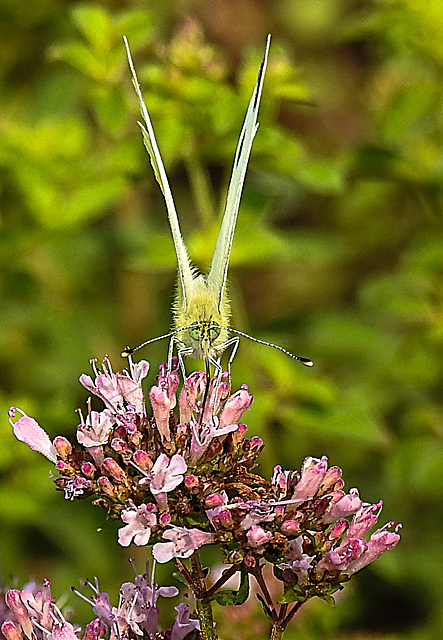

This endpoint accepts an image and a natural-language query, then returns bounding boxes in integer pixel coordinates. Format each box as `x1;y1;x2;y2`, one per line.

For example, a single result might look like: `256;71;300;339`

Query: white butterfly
122;35;312;373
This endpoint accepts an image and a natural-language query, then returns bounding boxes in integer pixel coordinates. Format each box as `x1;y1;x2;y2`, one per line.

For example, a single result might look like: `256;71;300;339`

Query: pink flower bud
159;512;172;526
292;456;328;500
5;591;33;639
55;460;73;473
246;525;272;548
133;450;152;472
179;371;207;423
83;619;108;640
324;488;363;523
1;621;23;640
250;436;263;450
53;436;72;458
97;476;115;498
81;461;96;477
280;519;301;536
205;493;224;508
184;475;199;491
328;519;349;540
111;439;131;454
150;386;172;443
243;554;257;568
101;458;125;482
219;388;253;427
219;509;234;528
232;423;247;445
320;465;343;493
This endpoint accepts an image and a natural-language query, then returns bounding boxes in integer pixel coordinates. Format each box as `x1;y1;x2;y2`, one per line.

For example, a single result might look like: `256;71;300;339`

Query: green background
1;1;442;639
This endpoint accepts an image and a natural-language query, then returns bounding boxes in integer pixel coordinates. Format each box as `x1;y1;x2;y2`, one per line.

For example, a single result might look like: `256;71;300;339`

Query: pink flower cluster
9;354;400;609
0;562;197;640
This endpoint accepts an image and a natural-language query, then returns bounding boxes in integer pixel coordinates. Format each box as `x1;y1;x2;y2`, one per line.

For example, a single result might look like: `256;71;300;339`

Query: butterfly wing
207;35;271;311
124;37;195;310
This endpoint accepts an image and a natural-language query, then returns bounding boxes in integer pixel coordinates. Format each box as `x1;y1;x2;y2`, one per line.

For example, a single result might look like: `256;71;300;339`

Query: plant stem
205;563;239;600
252;565;277;622
190;551;217;640
270;622;285;640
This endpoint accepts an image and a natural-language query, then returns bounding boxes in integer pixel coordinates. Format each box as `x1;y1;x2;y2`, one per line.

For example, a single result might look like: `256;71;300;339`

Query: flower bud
97;476;115;498
246;525;272;548
219;509;234;528
111;439;131;455
83;619;108;640
101;458;126;482
243;554;257;568
328;519;349;540
53;436;72;458
184;475;199;491
1;620;23;640
219;388;253;427
280;519;301;536
204;493;224;508
81;461;96;477
133;450;152;472
159;512;172;526
232;423;247;445
5;591;33;639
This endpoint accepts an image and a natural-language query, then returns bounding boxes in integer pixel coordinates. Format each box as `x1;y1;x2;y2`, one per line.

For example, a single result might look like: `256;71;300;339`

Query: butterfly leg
215;336;240;388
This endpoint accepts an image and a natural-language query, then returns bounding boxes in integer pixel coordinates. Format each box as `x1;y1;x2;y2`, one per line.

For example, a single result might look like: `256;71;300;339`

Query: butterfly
122;35;313;374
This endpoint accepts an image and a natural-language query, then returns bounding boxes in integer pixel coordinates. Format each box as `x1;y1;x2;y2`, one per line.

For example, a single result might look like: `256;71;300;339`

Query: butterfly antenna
121;323;212;358
227;327;313;367
121;331;176;357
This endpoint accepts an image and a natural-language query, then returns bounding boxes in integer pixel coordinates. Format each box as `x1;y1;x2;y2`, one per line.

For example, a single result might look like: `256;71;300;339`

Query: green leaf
50;42;107;81
215;567;249;606
172;571;189;586
71;4;112;53
278;588;306;604
317;593;336;606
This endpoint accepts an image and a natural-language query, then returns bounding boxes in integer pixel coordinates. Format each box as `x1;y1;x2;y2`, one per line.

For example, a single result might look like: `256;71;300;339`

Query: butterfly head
178;320;223;360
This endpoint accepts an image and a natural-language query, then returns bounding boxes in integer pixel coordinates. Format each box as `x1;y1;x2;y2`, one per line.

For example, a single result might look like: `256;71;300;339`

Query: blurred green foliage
1;1;442;639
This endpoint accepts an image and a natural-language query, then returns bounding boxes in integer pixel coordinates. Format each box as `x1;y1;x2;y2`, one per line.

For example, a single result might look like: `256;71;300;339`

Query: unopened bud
1;620;23;640
133;450;152;472
81;461;96;477
184;475;199;491
204;493;224;508
280;519;301;536
243;554;257;568
97;476;115;498
5;591;33;639
101;457;125;482
53;436;72;458
219;509;234;528
159;512;171;526
246;525;272;548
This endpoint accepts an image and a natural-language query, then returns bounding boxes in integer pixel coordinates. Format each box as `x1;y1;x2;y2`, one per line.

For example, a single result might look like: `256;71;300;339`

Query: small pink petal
11;413;57;463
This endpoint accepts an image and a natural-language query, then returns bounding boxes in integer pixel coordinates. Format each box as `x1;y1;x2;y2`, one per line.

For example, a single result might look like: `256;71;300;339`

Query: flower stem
190;551;217;640
270;622;285;640
205;563;239;600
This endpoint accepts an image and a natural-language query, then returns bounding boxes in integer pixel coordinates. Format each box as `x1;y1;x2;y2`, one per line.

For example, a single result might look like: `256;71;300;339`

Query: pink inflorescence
0;561;197;640
9;355;400;604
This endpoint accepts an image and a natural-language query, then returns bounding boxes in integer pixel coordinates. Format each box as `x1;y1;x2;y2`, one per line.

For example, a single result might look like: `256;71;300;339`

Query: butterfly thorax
173;275;230;359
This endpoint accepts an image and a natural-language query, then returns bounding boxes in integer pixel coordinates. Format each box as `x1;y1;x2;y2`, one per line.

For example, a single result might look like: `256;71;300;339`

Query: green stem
190;551;217;640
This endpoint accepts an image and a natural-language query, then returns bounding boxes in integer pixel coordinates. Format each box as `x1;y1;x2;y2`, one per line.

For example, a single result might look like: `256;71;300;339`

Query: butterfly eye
209;325;221;342
188;325;202;342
